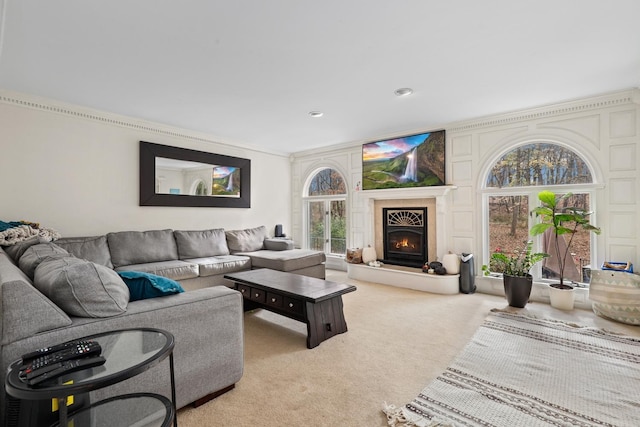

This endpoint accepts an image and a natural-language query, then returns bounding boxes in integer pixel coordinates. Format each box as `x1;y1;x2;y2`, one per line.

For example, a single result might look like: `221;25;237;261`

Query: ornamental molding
447;89;638;134
0;89;288;157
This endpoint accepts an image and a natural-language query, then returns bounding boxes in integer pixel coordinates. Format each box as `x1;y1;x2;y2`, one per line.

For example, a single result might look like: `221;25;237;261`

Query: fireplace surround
347;186;459;294
382;207;428;268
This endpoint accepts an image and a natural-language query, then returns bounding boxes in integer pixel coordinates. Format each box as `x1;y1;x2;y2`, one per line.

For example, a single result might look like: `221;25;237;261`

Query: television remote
20;341;102;375
27;356;106;386
21;339;97;362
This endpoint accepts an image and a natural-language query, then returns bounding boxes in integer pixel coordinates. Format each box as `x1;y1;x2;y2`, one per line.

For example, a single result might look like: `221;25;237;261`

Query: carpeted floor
176;270;640;427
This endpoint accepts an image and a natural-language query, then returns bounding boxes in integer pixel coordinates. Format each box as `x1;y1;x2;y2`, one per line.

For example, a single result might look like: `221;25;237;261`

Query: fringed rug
383;309;640;427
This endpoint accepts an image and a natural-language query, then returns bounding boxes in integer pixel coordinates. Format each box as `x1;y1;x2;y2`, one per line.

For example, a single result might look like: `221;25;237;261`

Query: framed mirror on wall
140;141;251;208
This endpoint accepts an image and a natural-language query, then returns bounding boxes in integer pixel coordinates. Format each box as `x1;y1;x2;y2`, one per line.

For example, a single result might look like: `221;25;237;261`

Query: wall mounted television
362;129;445;190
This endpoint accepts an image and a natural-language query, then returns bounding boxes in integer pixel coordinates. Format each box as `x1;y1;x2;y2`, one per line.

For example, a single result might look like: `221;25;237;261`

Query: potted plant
530;190;601;310
482;240;548;308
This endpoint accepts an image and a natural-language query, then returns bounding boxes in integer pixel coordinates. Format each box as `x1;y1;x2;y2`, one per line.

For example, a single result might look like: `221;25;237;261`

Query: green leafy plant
530;190;601;287
483;240;549;277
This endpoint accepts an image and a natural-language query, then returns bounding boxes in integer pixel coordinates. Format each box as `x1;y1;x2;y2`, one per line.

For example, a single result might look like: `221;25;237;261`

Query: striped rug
383;310;640;427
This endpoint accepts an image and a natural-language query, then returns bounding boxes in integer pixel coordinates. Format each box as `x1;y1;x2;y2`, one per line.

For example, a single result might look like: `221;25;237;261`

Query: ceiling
1;1;639;155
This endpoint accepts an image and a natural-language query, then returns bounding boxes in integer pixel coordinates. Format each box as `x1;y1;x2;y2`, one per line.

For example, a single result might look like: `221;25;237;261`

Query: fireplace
382;208;428;268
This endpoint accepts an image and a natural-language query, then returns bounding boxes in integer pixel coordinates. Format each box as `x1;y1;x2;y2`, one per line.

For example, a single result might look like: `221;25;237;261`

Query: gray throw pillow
174;229;230;259
34;257;129;318
18;243;70;279
225;226;268;253
2;236;45;262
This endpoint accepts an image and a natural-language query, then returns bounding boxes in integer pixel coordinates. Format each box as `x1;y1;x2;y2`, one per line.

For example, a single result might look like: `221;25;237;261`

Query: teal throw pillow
117;271;185;301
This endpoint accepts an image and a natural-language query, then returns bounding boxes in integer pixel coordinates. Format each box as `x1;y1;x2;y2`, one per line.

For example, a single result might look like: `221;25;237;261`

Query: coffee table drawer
237;284;251;299
283;296;303;315
266;292;283;308
250;288;266;303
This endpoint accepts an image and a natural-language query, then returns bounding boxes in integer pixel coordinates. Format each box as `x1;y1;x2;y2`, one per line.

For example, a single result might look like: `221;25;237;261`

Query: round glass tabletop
6;328;175;400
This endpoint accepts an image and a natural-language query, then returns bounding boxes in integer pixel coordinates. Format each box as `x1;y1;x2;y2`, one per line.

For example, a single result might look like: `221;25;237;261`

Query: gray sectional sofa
0;225;325;425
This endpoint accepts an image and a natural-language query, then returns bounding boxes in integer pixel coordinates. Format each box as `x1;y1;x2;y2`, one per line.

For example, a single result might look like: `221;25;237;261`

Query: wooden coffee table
224;269;357;349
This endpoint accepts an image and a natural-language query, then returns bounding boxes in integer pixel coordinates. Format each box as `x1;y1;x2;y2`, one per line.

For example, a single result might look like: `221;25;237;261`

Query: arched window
484;142;597;283
304;168;347;255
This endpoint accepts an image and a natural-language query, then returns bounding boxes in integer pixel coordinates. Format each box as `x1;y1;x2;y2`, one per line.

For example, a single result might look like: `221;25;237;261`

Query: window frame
302;167;348;256
480;142;600;285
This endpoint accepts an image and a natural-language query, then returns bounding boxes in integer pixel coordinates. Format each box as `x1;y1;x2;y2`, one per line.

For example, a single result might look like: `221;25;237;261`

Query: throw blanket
0;220;60;246
384;310;640;427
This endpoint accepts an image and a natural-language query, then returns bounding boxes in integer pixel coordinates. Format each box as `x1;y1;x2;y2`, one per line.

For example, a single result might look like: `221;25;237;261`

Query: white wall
0;91;291;238
291;89;640;270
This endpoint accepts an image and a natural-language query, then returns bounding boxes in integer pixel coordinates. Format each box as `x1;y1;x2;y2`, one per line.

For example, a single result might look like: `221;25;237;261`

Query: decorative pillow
117;271;185;301
2;236;45;262
225;226;267;253
34;257;129;318
174;229;230;259
263;238;294;251
18;243;70;279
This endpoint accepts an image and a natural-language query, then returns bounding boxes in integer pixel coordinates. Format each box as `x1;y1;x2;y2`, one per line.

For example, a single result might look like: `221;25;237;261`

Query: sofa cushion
117;271;185;301
18;243;70;279
107;229;178;268
114;260;199;281
55;235;113;268
174;229;230;259
185;255;251;277
240;249;326;272
34;257;129;318
225;226;267;253
2;236;46;263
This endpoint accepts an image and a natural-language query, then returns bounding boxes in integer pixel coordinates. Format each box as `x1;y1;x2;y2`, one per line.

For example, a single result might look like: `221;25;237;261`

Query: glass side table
5;328;177;427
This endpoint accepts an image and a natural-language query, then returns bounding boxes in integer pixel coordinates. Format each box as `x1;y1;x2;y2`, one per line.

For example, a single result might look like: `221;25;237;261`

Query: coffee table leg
305;297;348;349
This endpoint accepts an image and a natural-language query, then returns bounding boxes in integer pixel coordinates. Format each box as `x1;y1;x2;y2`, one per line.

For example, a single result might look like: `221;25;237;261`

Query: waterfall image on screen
362;130;445;190
212;167;241;197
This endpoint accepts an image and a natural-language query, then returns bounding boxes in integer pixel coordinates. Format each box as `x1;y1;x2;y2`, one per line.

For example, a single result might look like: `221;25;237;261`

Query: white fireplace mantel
349;185;459;294
357;185;457;260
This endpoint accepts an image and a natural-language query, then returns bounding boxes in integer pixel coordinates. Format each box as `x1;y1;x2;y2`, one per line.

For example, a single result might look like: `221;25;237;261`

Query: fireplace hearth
382;208;427;268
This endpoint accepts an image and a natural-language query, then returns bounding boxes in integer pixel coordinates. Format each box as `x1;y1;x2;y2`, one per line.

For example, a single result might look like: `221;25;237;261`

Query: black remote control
20;341;102;375
28;356;106;386
21;339;96;362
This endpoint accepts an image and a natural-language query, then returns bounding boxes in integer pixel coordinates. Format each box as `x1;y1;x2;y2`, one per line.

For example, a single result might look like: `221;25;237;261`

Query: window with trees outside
305;168;347;256
484;142;596;284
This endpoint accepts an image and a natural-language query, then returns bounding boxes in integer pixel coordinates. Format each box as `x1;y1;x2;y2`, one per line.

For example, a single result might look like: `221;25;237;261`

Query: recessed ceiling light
309;111;324;118
394;88;413;97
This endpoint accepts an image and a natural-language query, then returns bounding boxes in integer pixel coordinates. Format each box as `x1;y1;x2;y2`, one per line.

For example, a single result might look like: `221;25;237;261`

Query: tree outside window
306;169;347;256
485;143;595;283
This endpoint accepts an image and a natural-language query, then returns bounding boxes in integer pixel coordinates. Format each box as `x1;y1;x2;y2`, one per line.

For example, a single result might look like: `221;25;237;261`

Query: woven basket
589;269;640;325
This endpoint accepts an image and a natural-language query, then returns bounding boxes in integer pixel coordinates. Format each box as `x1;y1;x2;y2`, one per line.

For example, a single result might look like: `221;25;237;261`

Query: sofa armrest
263;238;294;251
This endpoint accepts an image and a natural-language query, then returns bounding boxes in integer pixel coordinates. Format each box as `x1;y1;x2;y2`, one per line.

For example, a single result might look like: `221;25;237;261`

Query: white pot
548;284;575;310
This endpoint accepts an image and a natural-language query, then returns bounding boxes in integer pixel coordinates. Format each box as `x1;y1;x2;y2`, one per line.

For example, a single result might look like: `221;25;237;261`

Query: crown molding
447;88;639;134
0;89;290;158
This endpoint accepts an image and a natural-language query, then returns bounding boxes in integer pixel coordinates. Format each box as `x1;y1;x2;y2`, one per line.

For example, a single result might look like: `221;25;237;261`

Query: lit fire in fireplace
394;238;416;249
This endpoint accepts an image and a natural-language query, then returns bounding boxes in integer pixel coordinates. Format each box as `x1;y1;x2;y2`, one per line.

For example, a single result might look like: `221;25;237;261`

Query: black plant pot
503;274;533;308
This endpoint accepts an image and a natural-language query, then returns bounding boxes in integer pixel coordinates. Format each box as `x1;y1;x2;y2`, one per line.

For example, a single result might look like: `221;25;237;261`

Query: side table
5;328;177;427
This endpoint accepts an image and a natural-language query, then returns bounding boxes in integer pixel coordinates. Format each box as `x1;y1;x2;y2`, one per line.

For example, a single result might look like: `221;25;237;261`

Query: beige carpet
177;270;640;427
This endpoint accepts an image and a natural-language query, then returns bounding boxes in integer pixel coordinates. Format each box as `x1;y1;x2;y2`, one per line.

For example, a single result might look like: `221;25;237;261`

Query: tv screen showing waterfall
361;129;445;190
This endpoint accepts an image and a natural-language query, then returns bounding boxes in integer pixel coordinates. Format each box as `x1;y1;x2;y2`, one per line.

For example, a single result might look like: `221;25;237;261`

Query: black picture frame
140;141;251;208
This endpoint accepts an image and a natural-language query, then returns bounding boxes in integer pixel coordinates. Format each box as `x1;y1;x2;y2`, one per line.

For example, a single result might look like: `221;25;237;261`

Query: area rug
383;309;640;427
